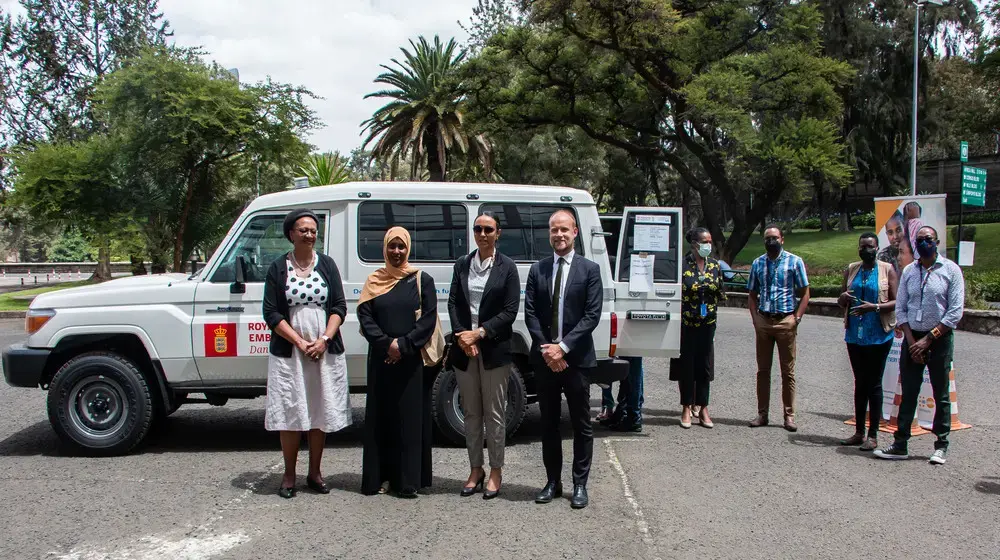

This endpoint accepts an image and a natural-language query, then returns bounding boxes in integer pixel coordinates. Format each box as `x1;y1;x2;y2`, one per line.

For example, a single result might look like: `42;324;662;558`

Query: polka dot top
285;256;328;308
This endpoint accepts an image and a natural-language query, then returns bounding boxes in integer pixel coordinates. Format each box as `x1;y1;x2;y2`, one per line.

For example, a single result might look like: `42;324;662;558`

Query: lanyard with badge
854;267;874;339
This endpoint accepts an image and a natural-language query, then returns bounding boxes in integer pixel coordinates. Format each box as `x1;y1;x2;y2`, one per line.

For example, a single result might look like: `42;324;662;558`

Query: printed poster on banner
203;322;272;357
872;194;948;428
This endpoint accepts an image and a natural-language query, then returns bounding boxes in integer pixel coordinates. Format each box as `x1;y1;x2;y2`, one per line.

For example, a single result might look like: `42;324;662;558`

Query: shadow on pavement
232;471;541;502
787;433;843;447
0;421;66;457
974;477;1000;495
0;404;586;456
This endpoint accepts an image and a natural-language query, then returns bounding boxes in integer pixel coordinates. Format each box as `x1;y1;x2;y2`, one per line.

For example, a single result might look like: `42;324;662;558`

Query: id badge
915;309;923;323
700;303;708;318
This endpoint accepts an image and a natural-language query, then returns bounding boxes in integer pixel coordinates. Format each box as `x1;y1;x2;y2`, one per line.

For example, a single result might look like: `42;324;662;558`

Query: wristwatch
876;303;881;313
320;335;331;344
477;328;487;340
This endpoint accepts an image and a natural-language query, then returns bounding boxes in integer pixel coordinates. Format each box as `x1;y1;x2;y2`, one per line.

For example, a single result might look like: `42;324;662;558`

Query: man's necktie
551;257;565;341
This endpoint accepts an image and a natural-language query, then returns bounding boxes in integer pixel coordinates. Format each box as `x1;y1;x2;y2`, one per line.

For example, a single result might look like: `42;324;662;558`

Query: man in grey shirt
875;226;964;465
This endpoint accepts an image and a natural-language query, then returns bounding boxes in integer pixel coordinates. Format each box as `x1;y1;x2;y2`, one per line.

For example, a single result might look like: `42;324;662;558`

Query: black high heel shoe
483;477;501;500
307;477;330;494
278;486;296;499
460;474;485;497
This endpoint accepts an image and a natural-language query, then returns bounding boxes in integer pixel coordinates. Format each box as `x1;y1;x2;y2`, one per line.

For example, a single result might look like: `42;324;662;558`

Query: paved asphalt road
1;309;998;560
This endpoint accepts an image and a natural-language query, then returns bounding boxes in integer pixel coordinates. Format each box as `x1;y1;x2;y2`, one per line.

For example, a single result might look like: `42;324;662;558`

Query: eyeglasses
295;228;317;235
473;225;496;234
916;236;935;243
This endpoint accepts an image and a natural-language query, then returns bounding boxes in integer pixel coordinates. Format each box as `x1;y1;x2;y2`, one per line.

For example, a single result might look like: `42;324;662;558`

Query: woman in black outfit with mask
837;232;898;451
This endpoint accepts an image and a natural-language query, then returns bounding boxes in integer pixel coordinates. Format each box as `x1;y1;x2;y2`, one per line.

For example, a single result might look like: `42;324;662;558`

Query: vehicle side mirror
231;256;247;294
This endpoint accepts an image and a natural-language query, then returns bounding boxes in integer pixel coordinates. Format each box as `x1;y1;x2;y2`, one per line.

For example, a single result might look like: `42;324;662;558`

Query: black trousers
676;324;715;407
537;363;593;486
895;332;954;450
846;341;892;438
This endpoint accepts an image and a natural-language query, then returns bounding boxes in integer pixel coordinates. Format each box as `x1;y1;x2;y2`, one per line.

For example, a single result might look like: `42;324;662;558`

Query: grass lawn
733;223;1000;273
0;281;94;312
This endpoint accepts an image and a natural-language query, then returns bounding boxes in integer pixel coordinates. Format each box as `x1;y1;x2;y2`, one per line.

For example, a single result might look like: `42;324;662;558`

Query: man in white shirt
525;209;603;509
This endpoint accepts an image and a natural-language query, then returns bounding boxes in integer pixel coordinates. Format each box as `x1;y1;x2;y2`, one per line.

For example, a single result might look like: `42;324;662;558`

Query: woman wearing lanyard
837;232;898;450
669;227;725;428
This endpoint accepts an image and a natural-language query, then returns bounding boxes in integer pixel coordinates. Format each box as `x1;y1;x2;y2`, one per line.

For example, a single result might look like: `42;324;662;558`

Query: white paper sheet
634;224;670;252
629;254;655;293
958;241;975;266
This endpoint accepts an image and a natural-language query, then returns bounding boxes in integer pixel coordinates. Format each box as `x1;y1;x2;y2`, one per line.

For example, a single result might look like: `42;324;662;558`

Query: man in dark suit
524;209;603;509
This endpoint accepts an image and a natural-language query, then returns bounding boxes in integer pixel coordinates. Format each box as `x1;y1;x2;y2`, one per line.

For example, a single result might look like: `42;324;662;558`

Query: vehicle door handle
655;288;676;297
207;306;245;313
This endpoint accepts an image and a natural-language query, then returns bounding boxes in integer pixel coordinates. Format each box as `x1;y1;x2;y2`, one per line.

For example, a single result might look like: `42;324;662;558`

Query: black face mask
859;247;877;264
764;239;781;254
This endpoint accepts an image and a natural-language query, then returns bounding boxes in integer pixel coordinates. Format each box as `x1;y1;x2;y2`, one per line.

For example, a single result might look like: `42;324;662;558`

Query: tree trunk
426;131;445;182
817;178;829;232
90;237;112;282
173;167;199;272
838;187;852;232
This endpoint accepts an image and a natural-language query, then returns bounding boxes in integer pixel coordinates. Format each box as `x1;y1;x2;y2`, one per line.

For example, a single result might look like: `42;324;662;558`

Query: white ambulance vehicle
2;182;683;454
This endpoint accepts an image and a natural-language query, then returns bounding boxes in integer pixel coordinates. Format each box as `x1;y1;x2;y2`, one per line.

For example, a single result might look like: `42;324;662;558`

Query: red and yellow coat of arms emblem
204;323;237;357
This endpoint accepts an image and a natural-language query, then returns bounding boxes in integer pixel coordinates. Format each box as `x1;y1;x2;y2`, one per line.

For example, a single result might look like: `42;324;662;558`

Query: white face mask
697;243;712;258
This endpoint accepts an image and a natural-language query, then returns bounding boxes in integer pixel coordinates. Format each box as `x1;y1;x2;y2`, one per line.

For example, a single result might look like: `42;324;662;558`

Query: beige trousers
754;314;798;418
456;355;509;469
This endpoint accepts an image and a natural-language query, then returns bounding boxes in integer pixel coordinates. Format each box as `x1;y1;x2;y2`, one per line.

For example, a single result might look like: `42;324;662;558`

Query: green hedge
947;211;1000;225
967;270;1000;304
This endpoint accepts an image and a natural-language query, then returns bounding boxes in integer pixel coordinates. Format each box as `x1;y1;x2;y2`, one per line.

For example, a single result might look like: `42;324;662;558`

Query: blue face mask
697;243;712;258
916;238;937;259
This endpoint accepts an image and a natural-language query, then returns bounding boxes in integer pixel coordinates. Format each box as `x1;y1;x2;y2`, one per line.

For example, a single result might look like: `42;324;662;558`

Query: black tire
46;352;155;456
431;361;528;446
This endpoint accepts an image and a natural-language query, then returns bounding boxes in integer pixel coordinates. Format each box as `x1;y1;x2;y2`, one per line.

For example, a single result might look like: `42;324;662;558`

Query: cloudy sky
3;0;479;154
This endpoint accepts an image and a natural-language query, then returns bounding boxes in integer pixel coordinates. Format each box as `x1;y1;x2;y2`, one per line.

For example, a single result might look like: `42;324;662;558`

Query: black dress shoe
534;481;563;504
570;484;589;509
307;477;330;494
278;486;296;499
460;474;485;497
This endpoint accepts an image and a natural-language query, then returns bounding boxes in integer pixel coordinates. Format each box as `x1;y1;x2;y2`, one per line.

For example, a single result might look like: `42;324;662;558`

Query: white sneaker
929;449;947;465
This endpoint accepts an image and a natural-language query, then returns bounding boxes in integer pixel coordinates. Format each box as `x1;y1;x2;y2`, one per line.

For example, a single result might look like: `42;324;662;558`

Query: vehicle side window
211;214;326;283
478;204;584;261
358;202;468;262
615;212;679;283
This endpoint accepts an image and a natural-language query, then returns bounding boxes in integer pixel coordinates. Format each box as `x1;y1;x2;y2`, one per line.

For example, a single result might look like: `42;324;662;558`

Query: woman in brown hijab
359;227;438;498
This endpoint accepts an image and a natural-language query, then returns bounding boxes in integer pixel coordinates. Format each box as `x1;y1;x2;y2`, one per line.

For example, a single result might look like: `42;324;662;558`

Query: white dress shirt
551;250;574;353
468;250;494;328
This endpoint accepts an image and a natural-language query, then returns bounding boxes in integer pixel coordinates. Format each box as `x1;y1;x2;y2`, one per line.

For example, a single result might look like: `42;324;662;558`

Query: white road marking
603;438;661;560
49;462;282;560
52;533;250;560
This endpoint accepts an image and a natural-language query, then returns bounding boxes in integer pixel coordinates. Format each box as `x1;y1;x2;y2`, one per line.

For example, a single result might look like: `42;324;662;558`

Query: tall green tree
362;35;491;182
14;48;317;272
464;0;854;261
0;0;170;274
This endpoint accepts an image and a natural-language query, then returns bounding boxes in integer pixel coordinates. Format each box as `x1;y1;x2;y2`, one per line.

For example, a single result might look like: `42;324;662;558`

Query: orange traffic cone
947;368;972;431
880;371;928;435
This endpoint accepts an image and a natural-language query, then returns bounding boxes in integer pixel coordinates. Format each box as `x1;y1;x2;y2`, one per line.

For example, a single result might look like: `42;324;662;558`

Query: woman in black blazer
262;209;350;499
448;211;520;500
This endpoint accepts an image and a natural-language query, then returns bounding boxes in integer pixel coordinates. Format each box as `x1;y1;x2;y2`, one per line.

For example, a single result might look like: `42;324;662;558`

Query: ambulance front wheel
46;352;154;456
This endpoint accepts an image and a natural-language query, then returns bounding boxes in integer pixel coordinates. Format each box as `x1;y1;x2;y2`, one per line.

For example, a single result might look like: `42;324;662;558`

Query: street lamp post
910;0;947;196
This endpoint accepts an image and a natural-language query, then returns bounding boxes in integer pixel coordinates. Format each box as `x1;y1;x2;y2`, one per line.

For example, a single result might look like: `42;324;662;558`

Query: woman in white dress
262;209;351;499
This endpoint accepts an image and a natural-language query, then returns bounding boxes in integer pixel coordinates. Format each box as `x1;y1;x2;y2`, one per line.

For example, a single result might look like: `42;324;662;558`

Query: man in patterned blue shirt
875;226;964;465
746;225;810;432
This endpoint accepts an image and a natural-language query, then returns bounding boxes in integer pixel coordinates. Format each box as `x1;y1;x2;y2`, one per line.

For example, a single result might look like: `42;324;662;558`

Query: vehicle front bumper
1;344;50;388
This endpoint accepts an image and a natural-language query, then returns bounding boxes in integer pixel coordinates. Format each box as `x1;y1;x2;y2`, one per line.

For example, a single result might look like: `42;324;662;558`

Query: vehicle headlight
25;308;56;335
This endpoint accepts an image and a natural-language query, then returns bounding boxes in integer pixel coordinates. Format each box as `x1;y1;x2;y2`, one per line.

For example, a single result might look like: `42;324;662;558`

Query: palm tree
300;152;352;186
361;35;491;182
